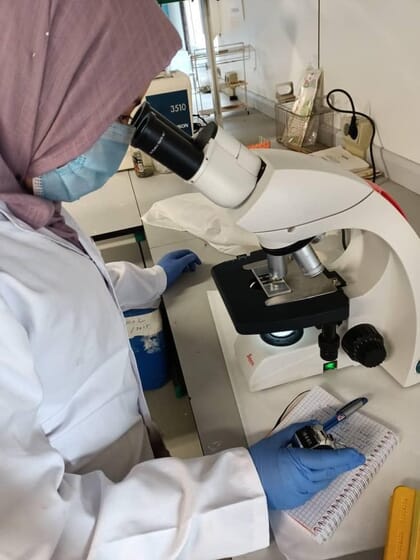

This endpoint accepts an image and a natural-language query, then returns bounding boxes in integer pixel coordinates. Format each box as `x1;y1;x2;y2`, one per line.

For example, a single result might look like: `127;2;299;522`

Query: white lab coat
0;203;269;560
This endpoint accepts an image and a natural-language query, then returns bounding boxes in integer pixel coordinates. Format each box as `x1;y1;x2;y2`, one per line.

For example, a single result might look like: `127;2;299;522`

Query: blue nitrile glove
249;421;365;510
157;249;202;288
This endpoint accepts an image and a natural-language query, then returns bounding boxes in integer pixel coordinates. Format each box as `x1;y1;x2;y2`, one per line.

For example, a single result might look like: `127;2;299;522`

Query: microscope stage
211;250;349;334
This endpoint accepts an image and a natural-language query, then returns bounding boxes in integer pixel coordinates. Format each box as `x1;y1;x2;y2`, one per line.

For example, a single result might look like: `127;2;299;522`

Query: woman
0;2;364;559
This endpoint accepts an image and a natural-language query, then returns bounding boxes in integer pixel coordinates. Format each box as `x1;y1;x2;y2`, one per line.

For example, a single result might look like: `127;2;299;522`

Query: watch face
292;426;320;448
292;425;337;449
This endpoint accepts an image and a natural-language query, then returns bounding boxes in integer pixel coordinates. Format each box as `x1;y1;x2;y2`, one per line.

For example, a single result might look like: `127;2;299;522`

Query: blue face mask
33;122;134;202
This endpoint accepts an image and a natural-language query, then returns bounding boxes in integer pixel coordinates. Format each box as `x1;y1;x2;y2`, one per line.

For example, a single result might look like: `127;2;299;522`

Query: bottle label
125;309;162;338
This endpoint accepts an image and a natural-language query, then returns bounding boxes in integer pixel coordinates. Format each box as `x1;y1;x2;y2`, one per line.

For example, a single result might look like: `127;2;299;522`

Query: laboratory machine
145;70;193;136
130;102;420;391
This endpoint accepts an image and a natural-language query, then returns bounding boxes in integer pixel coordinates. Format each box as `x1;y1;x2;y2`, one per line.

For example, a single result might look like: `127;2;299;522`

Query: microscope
131;102;420;391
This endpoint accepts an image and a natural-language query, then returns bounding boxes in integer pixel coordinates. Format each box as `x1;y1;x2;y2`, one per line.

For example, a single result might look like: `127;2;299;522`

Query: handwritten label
125;309;162;339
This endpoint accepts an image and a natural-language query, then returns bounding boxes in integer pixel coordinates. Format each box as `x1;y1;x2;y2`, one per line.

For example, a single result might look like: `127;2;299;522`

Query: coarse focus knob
342;324;387;367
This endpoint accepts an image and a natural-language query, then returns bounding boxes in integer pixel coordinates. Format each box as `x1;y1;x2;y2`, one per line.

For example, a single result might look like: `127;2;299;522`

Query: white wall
321;0;420;165
216;0;420;166
217;0;318;101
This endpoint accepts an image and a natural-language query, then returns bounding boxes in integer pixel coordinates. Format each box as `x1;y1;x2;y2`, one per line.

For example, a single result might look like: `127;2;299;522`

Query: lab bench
63;171;142;237
66;166;420;560
62;171;149;265
130;171;249;455
130;169;412;560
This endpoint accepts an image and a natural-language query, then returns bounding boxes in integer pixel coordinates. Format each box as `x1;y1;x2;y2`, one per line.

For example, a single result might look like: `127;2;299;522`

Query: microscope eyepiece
131;102;204;180
194;121;218;149
130;101;153;129
130;101;261;207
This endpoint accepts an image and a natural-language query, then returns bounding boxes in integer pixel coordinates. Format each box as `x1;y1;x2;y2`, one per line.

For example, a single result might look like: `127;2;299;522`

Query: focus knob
342;324;386;367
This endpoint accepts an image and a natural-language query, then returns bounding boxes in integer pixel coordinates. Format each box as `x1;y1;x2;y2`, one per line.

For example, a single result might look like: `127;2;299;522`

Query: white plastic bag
142;193;260;256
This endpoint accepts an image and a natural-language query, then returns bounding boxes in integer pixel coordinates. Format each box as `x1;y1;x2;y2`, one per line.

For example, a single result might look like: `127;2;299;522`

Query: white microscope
131;103;420;392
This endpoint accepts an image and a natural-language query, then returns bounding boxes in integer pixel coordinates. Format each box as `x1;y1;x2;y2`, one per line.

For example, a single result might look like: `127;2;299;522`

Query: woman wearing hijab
0;1;364;558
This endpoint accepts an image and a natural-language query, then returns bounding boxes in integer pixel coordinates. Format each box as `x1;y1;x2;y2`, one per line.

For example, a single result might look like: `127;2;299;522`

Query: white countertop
63;171;142;237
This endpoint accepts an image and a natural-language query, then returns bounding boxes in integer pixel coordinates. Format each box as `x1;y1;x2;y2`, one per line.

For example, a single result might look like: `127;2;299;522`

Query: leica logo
246;353;255;366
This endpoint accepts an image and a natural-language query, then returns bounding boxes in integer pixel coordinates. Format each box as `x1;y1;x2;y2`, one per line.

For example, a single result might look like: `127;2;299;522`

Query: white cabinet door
63;171;141;237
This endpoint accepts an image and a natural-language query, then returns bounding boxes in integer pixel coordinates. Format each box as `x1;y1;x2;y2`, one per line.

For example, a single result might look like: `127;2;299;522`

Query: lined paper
279;386;398;542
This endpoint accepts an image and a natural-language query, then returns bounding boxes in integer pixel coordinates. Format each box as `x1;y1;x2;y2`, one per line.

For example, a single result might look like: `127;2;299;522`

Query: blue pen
323;397;368;431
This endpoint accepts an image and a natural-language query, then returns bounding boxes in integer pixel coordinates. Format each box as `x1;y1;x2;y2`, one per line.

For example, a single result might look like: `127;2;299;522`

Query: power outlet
341;116;373;159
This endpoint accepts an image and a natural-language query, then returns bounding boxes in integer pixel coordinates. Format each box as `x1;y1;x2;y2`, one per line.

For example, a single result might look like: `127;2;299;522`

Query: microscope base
234;326;353;391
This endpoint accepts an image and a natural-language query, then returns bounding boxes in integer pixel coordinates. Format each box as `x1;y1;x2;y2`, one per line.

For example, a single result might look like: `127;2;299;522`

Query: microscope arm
185;127;377;251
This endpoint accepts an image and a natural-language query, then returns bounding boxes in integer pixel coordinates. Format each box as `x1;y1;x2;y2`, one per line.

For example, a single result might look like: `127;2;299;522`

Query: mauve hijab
0;0;181;243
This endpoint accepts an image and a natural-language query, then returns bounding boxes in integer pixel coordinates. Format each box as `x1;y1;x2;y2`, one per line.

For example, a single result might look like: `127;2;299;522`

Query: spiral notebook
278;386;399;543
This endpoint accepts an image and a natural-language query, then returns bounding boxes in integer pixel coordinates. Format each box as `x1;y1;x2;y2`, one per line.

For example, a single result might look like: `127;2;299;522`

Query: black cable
326;89;377;183
269;390;310;434
193;113;208;126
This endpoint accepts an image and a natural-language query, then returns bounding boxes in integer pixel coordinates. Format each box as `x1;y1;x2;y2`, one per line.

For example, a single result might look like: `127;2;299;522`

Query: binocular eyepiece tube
131;102;204;180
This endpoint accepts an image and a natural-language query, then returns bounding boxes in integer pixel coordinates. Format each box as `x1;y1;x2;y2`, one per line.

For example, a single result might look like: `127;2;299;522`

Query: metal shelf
191;43;253;67
190;42;253;116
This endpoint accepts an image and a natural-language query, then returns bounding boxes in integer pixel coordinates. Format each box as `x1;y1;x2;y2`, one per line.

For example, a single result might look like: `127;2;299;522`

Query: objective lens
293;244;324;277
267;254;287;280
